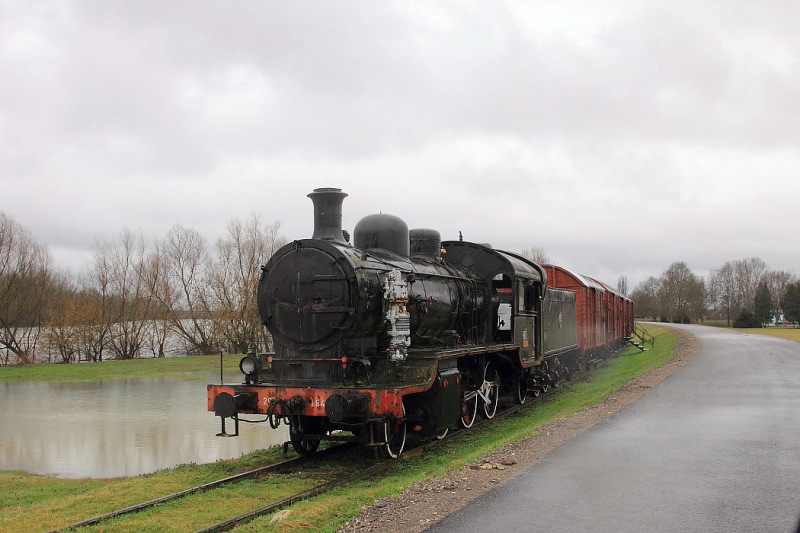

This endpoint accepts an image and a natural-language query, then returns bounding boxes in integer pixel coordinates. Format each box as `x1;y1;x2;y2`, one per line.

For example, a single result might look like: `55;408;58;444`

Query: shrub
733;309;761;328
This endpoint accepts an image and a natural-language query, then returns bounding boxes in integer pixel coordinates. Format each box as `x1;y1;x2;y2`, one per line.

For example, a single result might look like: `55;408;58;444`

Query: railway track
47;363;597;532
46;416;506;532
45;443;358;533
193;414;516;533
195;373;591;532
195;453;399;533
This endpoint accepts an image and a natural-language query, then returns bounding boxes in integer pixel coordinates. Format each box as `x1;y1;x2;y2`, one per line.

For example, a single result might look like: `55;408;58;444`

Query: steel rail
193;396;538;533
195;449;399;532
191;380;577;533
46;442;356;532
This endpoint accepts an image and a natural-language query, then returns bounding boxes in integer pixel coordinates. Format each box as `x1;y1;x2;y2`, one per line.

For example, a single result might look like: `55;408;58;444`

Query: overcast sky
2;0;798;289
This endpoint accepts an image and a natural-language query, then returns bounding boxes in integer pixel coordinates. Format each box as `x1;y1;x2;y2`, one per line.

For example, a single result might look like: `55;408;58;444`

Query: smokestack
307;188;348;243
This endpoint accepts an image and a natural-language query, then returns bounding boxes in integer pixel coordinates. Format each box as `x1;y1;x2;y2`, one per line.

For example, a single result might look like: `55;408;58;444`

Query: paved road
428;325;800;533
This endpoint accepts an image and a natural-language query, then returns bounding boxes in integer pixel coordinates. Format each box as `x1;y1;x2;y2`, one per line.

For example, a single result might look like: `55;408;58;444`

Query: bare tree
616;275;629;297
90;230;155;359
0;212;52;364
143;252;171;357
709;263;739;326
83;239;113;361
519;247;549;264
155;224;219;354
658;262;705;323
709;257;768;325
210;215;284;353
734;257;767;313
42;272;82;363
71;287;107;362
762;270;795;315
630;276;661;320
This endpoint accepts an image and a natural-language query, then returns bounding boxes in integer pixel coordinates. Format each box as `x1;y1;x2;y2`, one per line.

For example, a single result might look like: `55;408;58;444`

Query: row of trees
0;212;285;365
516;247;796;327
631;258;798;327
3;216;797;364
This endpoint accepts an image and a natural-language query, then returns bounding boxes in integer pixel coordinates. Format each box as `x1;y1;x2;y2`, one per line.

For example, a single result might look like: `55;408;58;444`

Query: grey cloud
1;0;798;288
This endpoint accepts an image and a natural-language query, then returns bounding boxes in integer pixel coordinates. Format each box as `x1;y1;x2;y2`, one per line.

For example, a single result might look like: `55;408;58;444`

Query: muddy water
0;377;287;478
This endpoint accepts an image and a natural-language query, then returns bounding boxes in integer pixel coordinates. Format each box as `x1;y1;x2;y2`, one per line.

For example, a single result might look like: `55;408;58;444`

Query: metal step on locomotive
208;188;633;458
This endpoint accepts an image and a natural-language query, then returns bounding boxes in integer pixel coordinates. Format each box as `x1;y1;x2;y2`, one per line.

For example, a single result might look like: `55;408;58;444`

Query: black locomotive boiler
209;188;601;458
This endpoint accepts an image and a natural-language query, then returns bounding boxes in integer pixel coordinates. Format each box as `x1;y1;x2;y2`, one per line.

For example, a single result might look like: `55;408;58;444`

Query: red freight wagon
587;277;634;352
542;265;608;365
592;277;616;349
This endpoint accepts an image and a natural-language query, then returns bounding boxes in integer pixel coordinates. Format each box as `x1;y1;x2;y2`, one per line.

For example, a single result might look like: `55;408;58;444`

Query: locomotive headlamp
239;354;262;384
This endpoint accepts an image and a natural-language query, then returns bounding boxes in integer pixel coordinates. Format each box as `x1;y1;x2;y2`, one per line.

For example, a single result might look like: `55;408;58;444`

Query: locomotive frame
207;188;633;458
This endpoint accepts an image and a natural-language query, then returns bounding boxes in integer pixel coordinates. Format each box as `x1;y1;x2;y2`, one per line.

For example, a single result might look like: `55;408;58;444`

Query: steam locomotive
208;188;633;458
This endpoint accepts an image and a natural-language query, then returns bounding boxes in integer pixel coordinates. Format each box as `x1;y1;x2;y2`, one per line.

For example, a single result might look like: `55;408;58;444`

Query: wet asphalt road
427;325;800;533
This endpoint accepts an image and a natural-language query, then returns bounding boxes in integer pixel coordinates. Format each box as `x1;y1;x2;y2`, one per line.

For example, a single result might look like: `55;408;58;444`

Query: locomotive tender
208;188;632;458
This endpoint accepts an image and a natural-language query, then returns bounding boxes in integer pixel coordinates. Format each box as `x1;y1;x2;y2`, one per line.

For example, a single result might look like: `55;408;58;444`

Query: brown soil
340;327;698;533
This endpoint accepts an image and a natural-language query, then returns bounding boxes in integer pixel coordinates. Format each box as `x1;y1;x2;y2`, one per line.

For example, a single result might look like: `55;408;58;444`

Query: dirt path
340;327;698;533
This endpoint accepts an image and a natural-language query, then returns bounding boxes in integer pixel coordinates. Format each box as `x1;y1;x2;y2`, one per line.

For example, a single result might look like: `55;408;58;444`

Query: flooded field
0;376;287;478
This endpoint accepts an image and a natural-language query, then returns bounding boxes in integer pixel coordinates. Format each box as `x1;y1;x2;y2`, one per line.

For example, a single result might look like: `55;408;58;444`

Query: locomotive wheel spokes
551;359;563;388
480;361;500;419
460;390;478;428
382;406;407;459
516;372;528;405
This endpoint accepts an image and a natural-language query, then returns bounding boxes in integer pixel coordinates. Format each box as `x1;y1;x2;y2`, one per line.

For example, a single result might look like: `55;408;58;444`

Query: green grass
232;325;677;532
0;448;289;532
0;353;243;383
0;325;677;532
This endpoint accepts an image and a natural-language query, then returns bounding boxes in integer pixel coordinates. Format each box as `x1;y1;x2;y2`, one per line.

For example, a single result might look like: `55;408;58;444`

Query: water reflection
0;376;287;478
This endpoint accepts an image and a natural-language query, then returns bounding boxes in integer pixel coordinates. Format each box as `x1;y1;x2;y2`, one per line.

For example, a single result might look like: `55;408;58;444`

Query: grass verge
0;325;675;532
239;324;677;532
0;448;290;532
733;327;800;342
0;353;243;383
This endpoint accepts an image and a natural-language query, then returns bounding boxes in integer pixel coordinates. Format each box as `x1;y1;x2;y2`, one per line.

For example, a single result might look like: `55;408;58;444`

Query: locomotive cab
441;241;546;367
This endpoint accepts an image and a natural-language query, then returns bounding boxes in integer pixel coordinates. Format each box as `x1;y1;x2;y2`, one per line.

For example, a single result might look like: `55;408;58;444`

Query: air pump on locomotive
208;187;585;458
